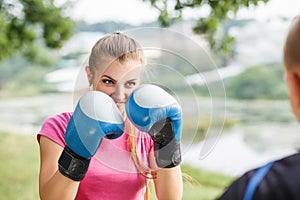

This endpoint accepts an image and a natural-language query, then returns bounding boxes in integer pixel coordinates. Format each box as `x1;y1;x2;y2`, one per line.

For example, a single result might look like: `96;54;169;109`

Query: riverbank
1;93;299;176
0;93;73;134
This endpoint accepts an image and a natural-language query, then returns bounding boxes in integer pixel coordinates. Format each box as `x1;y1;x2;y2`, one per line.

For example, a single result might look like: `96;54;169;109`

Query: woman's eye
125;81;136;88
102;79;114;84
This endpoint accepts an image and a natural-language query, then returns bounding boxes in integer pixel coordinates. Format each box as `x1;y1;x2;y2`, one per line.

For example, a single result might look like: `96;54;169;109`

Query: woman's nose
112;85;125;100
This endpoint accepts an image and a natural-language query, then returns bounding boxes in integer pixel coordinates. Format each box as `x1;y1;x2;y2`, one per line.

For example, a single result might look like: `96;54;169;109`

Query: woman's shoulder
46;112;72;123
37;112;73;146
40;112;72;131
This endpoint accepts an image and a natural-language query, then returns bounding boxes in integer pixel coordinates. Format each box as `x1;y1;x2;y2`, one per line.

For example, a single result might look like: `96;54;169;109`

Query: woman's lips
115;102;125;107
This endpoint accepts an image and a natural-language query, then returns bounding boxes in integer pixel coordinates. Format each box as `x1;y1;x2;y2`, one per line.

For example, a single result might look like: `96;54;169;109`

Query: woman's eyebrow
126;78;138;82
101;75;116;82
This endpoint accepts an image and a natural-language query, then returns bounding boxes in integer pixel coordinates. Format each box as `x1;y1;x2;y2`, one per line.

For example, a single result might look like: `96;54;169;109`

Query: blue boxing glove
126;84;182;168
58;91;124;181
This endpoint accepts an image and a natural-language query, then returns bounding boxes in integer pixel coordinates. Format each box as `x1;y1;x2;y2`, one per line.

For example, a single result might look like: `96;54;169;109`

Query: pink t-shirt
37;112;154;200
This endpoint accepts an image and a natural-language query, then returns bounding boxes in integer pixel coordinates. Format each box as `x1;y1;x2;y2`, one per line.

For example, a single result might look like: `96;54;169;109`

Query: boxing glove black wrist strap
58;146;91;181
154;142;181;168
150;118;182;168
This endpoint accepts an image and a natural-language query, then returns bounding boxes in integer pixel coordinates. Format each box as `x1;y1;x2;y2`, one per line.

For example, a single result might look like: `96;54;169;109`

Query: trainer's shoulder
274;152;300;167
258;152;300;199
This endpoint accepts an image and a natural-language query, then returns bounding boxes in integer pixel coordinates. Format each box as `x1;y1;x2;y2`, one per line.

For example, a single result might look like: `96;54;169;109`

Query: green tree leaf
143;0;270;54
0;0;74;61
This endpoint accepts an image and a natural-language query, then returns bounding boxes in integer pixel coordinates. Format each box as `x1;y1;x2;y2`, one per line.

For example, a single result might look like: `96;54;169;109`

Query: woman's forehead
101;60;142;80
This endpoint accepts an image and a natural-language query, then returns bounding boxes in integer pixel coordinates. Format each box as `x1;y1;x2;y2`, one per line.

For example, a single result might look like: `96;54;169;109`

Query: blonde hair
88;31;145;75
284;16;300;71
88;32;154;199
127;120;157;200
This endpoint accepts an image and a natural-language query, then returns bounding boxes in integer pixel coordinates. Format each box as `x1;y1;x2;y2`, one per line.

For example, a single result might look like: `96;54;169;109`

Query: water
1;93;299;176
183;123;300;176
0;93;73;134
181;97;300;176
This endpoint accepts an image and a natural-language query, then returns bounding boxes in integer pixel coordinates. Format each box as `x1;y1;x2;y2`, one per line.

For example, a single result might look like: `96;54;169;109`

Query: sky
68;0;159;25
64;0;300;25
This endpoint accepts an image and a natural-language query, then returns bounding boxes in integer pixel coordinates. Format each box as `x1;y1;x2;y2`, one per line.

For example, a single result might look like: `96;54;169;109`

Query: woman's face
87;59;142;116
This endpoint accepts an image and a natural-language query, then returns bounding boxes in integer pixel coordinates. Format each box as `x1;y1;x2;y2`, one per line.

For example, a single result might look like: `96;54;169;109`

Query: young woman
37;32;183;200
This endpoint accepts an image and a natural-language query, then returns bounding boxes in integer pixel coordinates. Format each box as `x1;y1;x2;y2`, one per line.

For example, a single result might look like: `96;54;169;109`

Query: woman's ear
286;71;300;119
85;66;93;86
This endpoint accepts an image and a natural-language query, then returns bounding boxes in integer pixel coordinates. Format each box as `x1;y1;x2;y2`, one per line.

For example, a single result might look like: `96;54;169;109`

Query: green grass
0;131;40;200
181;165;235;200
0;131;234;200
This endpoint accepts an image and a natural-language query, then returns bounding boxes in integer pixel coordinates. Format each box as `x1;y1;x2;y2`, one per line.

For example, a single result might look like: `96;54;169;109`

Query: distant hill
76;20;160;33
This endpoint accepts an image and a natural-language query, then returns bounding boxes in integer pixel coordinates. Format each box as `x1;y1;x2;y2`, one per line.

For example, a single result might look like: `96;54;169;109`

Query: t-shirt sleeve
37;112;72;147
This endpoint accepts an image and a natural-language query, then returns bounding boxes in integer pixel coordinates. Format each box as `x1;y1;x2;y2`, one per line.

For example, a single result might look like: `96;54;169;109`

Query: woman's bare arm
39;136;79;200
150;149;183;200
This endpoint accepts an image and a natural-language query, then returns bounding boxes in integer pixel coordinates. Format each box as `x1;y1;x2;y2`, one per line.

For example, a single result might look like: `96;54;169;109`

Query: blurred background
0;0;300;199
